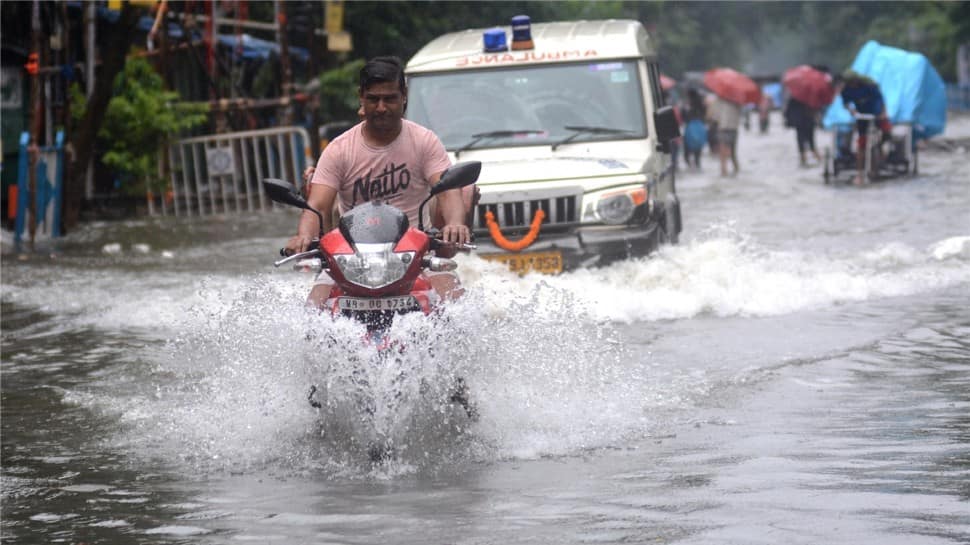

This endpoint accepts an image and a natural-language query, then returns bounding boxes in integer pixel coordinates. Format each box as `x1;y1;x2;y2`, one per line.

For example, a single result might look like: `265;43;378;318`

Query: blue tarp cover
133;16;310;63
822;41;946;139
214;33;310;63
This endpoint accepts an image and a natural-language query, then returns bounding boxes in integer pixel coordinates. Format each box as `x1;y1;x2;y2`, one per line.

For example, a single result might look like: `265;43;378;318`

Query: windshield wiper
454;129;545;158
551;126;634;151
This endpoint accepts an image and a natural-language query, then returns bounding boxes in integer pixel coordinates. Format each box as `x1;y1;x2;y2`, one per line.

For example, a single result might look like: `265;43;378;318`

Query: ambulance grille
473;194;579;232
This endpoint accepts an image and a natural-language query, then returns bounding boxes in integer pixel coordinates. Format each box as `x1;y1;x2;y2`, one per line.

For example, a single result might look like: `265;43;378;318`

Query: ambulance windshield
407;60;648;151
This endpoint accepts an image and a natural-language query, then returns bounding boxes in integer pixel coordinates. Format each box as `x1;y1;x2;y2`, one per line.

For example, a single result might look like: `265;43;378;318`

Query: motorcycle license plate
480;250;564;275
337;295;419;311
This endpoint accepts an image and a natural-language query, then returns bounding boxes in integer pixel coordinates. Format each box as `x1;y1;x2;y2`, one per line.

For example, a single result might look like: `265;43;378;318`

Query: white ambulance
405;17;681;274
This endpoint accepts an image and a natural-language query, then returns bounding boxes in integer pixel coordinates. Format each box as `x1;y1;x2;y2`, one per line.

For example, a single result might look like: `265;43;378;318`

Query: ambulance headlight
583;187;648;225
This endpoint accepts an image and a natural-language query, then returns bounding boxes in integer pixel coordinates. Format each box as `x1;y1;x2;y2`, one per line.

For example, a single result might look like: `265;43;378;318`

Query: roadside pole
276;0;294;126
27;0;42;250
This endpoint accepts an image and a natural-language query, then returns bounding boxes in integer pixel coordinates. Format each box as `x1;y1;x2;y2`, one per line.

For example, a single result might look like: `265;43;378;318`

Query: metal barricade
163;126;312;216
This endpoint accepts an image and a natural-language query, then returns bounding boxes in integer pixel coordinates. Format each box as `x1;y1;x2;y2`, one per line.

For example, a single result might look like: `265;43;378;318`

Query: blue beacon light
483;28;508;53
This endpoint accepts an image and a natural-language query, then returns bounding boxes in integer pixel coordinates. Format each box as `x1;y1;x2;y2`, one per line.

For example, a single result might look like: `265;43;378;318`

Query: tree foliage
316;59;366;123
71;57;209;196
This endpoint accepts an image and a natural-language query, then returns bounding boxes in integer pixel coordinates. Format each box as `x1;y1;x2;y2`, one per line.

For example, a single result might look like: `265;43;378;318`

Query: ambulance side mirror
654;106;681;153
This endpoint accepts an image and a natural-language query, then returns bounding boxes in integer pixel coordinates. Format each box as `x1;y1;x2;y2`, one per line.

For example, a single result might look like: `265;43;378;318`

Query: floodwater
3;113;970;544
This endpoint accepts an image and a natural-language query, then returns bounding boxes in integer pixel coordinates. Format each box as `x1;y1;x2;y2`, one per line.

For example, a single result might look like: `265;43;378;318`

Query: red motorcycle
264;161;481;461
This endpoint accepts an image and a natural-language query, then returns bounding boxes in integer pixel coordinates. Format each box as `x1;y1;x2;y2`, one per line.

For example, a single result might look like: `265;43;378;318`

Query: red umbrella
782;65;835;109
703;68;762;105
660;73;677;91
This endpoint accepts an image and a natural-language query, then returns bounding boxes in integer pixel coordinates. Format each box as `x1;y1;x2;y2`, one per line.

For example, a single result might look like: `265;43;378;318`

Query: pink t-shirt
310;119;452;226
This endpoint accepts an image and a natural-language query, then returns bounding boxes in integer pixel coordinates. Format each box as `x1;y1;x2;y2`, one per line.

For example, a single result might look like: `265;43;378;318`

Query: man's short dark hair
359;56;406;93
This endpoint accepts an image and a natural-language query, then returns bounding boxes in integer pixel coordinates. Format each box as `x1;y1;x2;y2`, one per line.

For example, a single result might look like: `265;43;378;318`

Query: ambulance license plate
480;250;564;275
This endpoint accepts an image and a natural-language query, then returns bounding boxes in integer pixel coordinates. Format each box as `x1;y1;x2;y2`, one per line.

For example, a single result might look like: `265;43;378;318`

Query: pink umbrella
782;65;836;110
703;67;762;105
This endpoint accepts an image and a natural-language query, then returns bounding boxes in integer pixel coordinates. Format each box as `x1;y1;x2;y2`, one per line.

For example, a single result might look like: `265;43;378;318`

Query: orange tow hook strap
484;209;545;252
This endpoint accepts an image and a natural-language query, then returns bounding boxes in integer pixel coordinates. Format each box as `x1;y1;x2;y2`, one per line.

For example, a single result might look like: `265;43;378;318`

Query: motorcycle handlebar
275;239;321;267
275;236;472;267
279;239;320;257
275;249;321;268
432;238;476;256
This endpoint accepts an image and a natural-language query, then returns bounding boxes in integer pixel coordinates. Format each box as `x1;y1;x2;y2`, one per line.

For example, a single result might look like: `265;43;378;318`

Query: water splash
458;225;970;323
11;225;968;476
94;273;676;475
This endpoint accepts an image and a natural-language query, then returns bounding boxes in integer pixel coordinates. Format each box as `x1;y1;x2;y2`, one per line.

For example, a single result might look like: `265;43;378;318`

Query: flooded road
3;113;970;544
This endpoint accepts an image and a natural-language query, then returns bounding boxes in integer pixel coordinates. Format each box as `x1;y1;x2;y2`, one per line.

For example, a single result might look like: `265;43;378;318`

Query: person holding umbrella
783;96;823;167
782;64;835;168
713;95;742;177
703;68;760;177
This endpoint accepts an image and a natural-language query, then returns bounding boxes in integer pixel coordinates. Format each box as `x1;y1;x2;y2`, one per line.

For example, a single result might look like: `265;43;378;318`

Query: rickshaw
820;40;946;186
823;113;918;184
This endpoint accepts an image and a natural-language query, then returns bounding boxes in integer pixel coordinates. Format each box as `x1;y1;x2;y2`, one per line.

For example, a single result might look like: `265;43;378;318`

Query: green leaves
318;59;366;121
93;57;209;195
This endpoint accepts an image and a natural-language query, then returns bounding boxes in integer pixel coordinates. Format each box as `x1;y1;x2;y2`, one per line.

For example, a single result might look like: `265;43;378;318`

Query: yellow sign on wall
107;0;158;10
325;1;351;52
325;1;345;35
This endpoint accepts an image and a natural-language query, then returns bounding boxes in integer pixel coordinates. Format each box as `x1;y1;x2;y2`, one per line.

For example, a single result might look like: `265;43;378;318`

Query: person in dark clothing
840;70;891;184
784;97;822;167
704;92;719;157
681;87;707;169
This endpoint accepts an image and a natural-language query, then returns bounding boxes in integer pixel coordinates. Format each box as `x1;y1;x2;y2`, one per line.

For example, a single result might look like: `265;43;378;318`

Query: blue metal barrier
15;130;65;245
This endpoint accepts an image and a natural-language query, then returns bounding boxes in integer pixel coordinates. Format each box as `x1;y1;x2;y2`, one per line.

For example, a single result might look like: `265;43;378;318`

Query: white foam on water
90;520;131;528
457;226;970;324
30;513;78;523
6;226;966;333
1;267;303;336
144;525;211;536
930;235;970;260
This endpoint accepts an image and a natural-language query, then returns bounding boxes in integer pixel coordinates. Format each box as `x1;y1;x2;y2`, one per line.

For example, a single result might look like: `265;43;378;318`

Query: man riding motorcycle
286;56;474;308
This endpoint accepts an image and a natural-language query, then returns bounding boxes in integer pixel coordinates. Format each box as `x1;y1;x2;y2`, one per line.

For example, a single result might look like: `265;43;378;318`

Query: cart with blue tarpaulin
821;40;947;184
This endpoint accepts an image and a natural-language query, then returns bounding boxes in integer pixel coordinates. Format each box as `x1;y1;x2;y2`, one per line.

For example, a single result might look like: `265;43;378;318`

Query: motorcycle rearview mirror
263;178;326;237
263;178;309;209
418;161;482;231
430;161;482;196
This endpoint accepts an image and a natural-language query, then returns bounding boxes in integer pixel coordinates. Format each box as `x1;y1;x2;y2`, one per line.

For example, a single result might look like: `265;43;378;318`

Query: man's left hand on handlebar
440;223;470;245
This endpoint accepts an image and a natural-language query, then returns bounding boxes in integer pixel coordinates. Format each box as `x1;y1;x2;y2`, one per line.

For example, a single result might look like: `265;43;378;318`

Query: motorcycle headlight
582;187;647;225
333;243;415;289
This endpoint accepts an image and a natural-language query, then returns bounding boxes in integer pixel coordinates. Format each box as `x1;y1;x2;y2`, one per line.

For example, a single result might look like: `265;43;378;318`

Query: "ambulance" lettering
456;50;598;67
